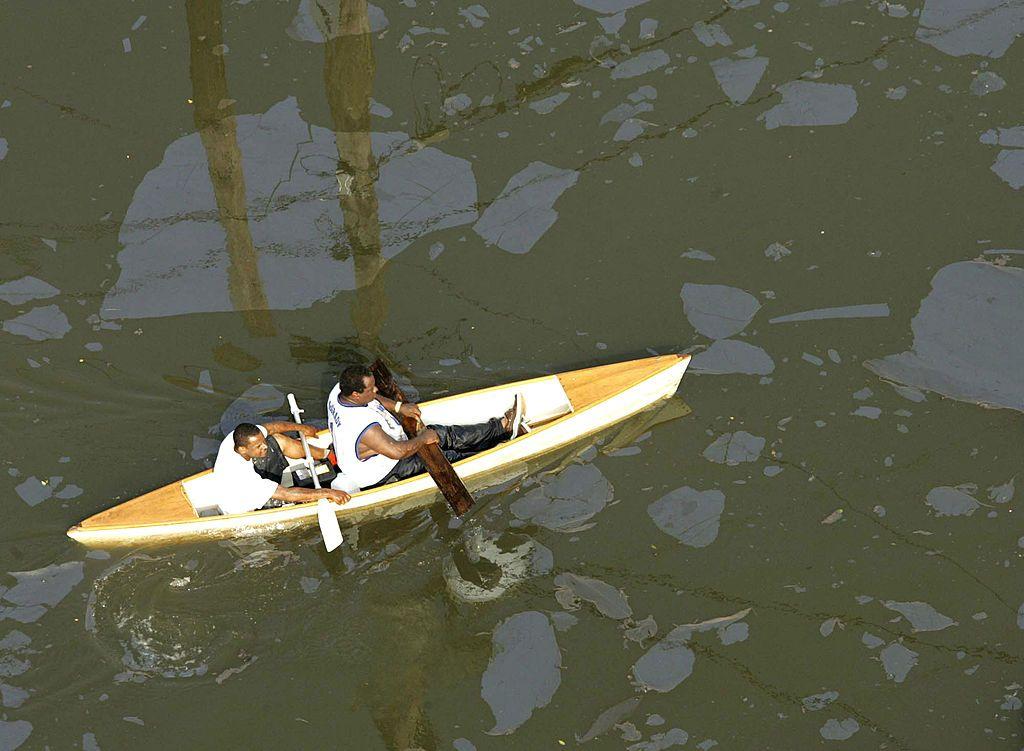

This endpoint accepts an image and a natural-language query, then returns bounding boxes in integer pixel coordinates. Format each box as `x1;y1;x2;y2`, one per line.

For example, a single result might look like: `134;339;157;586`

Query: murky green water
3;0;1023;748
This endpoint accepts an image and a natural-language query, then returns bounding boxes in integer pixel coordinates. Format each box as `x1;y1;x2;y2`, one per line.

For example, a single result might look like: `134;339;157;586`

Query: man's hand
323;489;351;505
418;428;439;445
399;402;422;421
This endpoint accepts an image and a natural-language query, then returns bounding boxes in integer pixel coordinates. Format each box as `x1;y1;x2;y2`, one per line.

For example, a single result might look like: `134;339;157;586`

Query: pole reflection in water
324;0;387;352
322;3;436;747
186;0;276;337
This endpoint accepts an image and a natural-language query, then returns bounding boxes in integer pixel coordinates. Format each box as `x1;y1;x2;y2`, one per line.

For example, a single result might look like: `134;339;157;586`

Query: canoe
66;354;690;546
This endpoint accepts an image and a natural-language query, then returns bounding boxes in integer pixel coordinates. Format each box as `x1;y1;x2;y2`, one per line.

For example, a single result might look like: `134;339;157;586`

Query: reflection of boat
67;354;690;546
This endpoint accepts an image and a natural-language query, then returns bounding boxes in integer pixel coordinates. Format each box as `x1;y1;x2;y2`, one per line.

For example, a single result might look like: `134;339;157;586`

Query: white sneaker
509;393;526;439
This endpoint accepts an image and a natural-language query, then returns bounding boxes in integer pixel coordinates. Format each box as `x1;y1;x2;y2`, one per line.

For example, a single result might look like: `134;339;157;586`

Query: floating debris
819;717;859;741
0;276;60;305
689;339;775;375
925;485;980;517
916;0;1024;58
802;690;839;711
760;81;858;130
680;283;760;339
577;696;641;743
702;431;765;465
2;305;71;341
474;162;579;254
769;304;890;323
648;487;726;547
882;600;957;631
710;56;769;104
880;641;918;682
554;573;632;619
481;611;561;734
510;463;614;531
611;50;670;80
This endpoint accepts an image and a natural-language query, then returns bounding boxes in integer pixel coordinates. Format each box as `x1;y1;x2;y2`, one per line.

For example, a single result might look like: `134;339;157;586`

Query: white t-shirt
327;385;407;488
212;425;279;515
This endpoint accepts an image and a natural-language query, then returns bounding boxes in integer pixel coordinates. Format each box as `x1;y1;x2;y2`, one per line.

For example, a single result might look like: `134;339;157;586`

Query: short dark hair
233;423;263;449
338;364;371;397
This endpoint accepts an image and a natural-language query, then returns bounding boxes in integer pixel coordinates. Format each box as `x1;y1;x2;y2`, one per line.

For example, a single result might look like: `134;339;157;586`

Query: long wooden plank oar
370;359;475;516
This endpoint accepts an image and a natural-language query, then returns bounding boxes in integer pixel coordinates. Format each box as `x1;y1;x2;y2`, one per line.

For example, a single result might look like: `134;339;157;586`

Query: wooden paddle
370;359;475;516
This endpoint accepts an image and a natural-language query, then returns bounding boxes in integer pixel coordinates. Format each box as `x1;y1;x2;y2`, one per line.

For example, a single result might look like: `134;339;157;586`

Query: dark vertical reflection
323;4;435;748
324;1;387;351
186;0;276;337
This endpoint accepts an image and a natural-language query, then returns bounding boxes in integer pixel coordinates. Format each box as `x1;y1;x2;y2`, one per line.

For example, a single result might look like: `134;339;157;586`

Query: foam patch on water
0;276;59;305
2;305;71;341
510;463;613;531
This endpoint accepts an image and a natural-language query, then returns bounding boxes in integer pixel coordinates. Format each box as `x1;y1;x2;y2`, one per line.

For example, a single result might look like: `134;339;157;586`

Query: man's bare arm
358;424;438;461
261;421;319;439
270;486;350;504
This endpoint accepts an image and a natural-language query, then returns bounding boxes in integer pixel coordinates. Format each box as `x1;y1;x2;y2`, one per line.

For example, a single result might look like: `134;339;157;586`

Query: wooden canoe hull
67;354;689;545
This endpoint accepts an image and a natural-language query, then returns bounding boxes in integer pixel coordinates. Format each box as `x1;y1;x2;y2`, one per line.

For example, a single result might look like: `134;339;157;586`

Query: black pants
373;418;508;486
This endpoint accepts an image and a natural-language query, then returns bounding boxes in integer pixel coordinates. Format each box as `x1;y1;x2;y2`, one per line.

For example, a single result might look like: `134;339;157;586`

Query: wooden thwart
370;359;475;516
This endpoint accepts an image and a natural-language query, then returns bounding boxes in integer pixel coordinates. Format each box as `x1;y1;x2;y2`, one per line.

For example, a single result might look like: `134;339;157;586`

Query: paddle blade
317;499;343;552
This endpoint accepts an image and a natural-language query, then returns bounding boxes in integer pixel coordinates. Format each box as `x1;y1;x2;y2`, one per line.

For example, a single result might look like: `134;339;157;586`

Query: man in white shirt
212;422;351;515
327;364;523;490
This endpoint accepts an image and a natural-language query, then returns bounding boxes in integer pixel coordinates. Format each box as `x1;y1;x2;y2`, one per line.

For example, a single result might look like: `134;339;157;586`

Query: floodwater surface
2;0;1023;748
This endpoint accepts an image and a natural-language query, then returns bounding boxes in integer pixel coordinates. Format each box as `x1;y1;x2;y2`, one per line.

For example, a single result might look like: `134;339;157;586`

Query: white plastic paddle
287;393;343;552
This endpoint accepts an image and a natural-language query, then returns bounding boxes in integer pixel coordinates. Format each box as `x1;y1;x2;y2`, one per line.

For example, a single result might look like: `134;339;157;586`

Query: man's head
232;423;268;460
338;364;377;405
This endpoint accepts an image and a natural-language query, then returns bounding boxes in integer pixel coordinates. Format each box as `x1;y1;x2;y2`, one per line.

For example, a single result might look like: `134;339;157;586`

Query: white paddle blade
317;498;343;552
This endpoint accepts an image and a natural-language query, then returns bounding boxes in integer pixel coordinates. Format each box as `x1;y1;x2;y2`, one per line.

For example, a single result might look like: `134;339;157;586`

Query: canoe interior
67;354;687;542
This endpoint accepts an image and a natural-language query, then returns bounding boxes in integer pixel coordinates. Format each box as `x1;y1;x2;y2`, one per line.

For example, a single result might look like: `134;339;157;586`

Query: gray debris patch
925;486;980;516
820;618;840;637
0;720;33;751
611;50;670;79
764;242;791;261
0;277;60;305
1;682;29;708
988;479;1015;504
693;21;732;47
0;138;7;161
880;641;919;682
577;696;641;743
600;101;654;125
598;12;627;34
453;739;477;751
614;119;647;142
852;406;881;419
529;93;570;114
760;81;858;130
971;71;1006;96
633;609;749;692
574;0;650;11
916;0;1024;59
803;690;839;711
624;615;658;645
632;635;695;692
887;85;908;101
103;99;478;320
980;126;1024;147
219;383;285;436
703;431;765;465
14;477;52;507
2;305;71;341
680;249;715;261
820;718;860;741
680;283;760;339
554;573;632;619
770;304;889;324
690;339;775;375
2;561;85;623
882;600;957;631
510;463;614;531
710;56;769;104
718;621;748;644
481;611;561;735
628;728;689;750
474;162;579;254
991;149;1024;189
648;487;726;547
862;632;885;649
